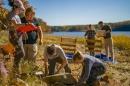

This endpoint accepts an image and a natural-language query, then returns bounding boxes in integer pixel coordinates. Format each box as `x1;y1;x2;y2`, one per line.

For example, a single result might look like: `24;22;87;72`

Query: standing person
98;21;114;61
8;4;25;75
84;24;96;56
73;51;106;86
21;7;43;64
43;44;71;76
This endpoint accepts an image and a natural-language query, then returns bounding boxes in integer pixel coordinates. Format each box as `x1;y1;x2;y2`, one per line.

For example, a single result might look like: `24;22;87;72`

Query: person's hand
75;81;86;86
55;71;60;74
45;71;48;76
102;30;106;37
75;83;82;86
96;34;100;38
39;40;43;45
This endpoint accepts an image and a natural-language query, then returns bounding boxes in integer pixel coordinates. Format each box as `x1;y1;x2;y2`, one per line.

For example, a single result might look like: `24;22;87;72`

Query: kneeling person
73;51;106;86
44;44;71;75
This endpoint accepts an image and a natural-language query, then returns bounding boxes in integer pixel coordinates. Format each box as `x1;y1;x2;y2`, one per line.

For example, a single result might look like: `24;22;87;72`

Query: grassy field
0;33;130;86
34;34;130;86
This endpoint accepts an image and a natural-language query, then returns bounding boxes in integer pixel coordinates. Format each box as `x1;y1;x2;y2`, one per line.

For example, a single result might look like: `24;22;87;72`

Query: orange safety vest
17;24;39;33
0;43;15;55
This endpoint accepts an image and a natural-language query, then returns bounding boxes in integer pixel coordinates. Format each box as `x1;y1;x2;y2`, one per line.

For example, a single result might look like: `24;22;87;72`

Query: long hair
73;51;83;61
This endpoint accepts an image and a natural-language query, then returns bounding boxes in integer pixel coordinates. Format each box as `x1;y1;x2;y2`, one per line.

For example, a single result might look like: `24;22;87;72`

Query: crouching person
73;51;106;86
43;44;71;76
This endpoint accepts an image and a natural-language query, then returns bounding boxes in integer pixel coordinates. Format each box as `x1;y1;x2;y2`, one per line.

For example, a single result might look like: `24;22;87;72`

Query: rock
10;78;29;86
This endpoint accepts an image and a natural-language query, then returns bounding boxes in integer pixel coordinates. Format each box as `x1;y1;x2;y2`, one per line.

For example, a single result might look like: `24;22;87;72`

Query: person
8;0;26;19
43;44;71;75
22;0;30;10
21;7;43;64
8;4;25;75
73;51;106;86
8;0;25;11
0;0;3;7
0;49;8;85
98;21;114;61
84;24;96;56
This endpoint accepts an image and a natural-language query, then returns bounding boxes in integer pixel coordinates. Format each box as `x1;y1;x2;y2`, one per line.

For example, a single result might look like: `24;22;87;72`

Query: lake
50;31;130;37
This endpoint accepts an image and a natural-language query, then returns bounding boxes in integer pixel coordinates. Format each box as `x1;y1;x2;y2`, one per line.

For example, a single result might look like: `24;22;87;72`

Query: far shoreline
46;31;130;37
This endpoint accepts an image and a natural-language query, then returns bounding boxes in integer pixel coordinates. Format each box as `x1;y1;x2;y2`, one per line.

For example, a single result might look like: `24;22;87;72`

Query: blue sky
4;0;130;26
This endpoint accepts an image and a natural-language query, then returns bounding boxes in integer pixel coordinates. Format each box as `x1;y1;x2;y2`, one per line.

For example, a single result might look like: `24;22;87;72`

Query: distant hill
50;20;130;32
110;20;130;31
112;25;130;31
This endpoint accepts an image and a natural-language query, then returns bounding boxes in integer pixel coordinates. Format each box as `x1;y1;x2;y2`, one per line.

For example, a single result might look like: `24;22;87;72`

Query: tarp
66;53;115;63
95;53;113;62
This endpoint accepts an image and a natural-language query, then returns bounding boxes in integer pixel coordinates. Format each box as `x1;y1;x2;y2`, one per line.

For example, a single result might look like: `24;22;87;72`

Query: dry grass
0;34;130;86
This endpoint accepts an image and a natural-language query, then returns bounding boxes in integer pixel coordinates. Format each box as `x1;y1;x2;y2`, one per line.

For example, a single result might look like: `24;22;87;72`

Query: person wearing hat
43;44;71;75
21;7;43;64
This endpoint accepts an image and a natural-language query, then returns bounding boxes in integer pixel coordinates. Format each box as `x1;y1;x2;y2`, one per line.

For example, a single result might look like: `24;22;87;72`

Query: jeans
86;64;106;86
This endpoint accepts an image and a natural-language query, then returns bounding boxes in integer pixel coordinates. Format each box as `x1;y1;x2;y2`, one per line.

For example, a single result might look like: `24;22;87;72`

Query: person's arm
55;47;68;74
44;60;49;76
55;59;67;74
38;26;43;45
76;59;93;85
106;25;112;33
15;24;26;28
43;48;49;76
10;19;25;29
84;31;88;38
33;18;43;45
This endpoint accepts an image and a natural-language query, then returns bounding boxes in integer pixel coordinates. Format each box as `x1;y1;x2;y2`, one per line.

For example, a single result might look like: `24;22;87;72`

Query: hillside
50;20;130;32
